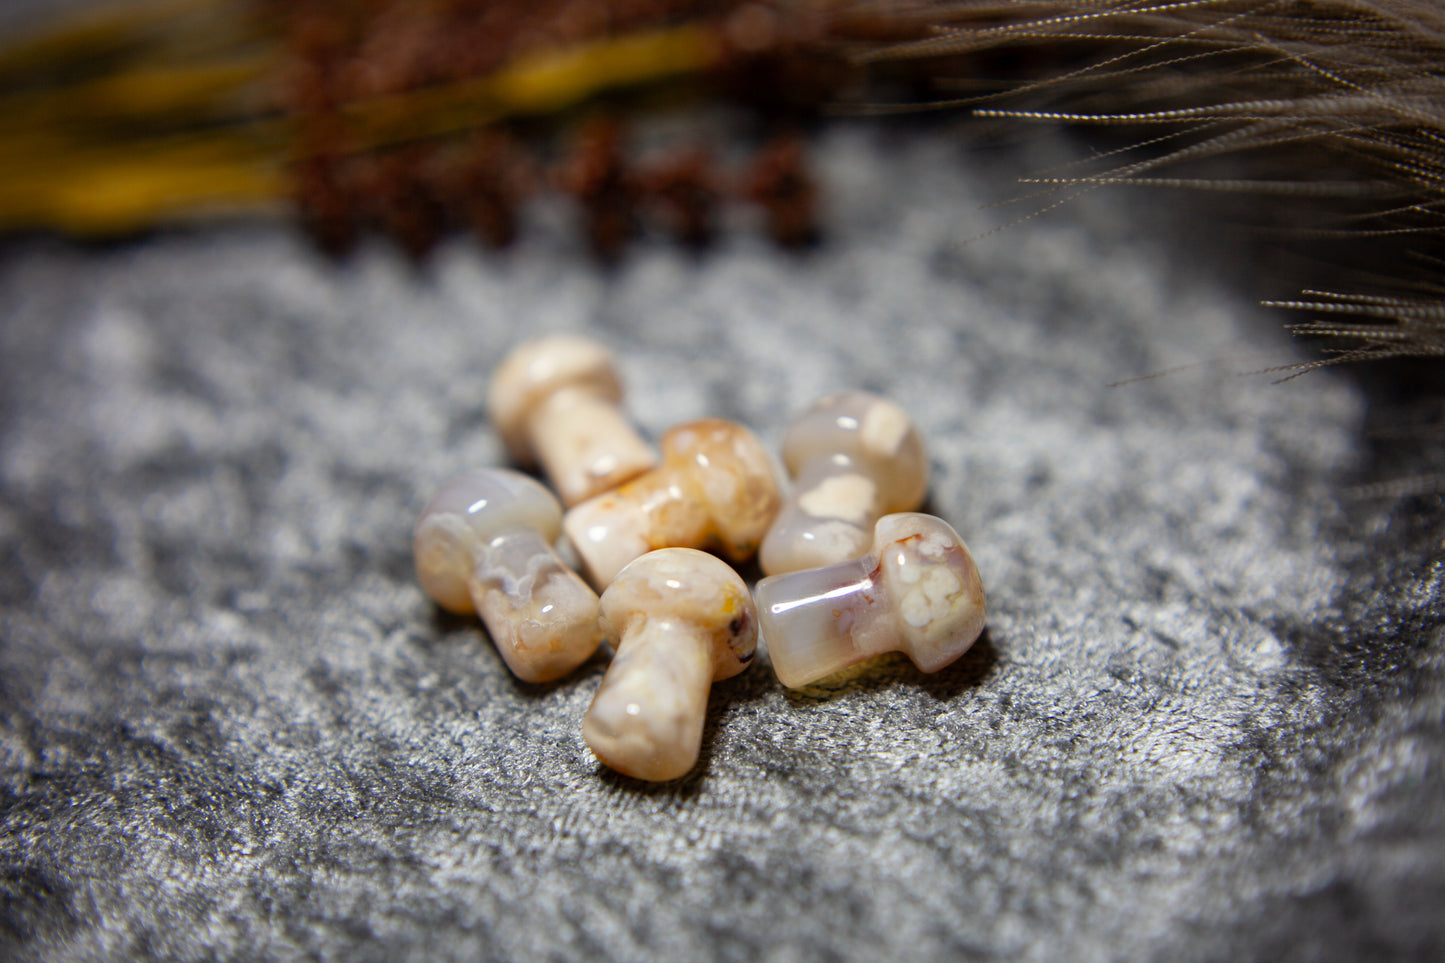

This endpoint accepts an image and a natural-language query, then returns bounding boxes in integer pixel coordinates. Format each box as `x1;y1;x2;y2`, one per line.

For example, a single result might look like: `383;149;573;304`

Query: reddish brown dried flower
745;132;818;248
448;130;534;249
560;117;639;262
354;146;447;260
640;146;719;249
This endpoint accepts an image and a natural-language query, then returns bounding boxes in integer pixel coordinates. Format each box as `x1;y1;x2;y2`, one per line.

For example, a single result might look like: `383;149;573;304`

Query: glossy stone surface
583;548;757;781
414;468;602;682
564;418;781;587
756;513;985;688
760;391;928;575
489;334;657;506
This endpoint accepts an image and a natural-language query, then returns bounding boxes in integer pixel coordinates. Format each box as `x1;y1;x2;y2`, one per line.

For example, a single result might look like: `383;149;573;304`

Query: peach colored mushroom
563;418;781;587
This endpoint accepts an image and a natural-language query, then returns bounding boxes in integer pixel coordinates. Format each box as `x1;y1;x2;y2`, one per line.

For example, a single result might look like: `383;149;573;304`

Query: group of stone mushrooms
413;335;987;781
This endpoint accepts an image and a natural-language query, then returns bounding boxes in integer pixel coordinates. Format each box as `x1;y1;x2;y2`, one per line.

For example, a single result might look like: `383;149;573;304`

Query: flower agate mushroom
563;418;782;588
759;391;928;576
489;334;657;506
755;513;986;688
414;468;602;683
583;548;757;781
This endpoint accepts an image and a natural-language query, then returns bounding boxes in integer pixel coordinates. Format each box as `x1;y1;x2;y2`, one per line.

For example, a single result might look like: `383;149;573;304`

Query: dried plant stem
855;0;1445;369
334;25;719;156
0;8;724;235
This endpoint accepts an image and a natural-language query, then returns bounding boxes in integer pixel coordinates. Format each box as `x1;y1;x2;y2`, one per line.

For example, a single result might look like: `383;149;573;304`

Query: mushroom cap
599;548;757;681
413;468;562;614
781;391;928;513
488;335;624;462
659;418;781;556
873;513;986;672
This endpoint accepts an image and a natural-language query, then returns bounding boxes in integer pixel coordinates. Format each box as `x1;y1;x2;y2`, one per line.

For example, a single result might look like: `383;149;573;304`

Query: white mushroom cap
488;335;623;463
413;468;561;614
873;513;986;672
780;390;928;513
599;548;758;681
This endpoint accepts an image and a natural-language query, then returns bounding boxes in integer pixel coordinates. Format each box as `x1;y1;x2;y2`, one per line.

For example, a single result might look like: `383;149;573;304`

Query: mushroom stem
467;529;602;683
582;617;712;782
757;556;885;688
527;385;654;507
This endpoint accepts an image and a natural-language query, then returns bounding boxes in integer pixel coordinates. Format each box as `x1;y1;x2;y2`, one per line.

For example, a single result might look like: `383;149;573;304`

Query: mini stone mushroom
760;390;928;576
489;335;656;507
754;513;986;689
582;548;757;781
413;468;602;683
563;418;782;588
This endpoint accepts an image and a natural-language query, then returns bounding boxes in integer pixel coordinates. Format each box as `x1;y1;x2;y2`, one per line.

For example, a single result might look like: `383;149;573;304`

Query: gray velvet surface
2;125;1443;961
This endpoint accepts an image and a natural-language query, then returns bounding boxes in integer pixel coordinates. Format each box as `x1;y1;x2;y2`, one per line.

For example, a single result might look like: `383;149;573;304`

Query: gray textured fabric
2;125;1443;961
